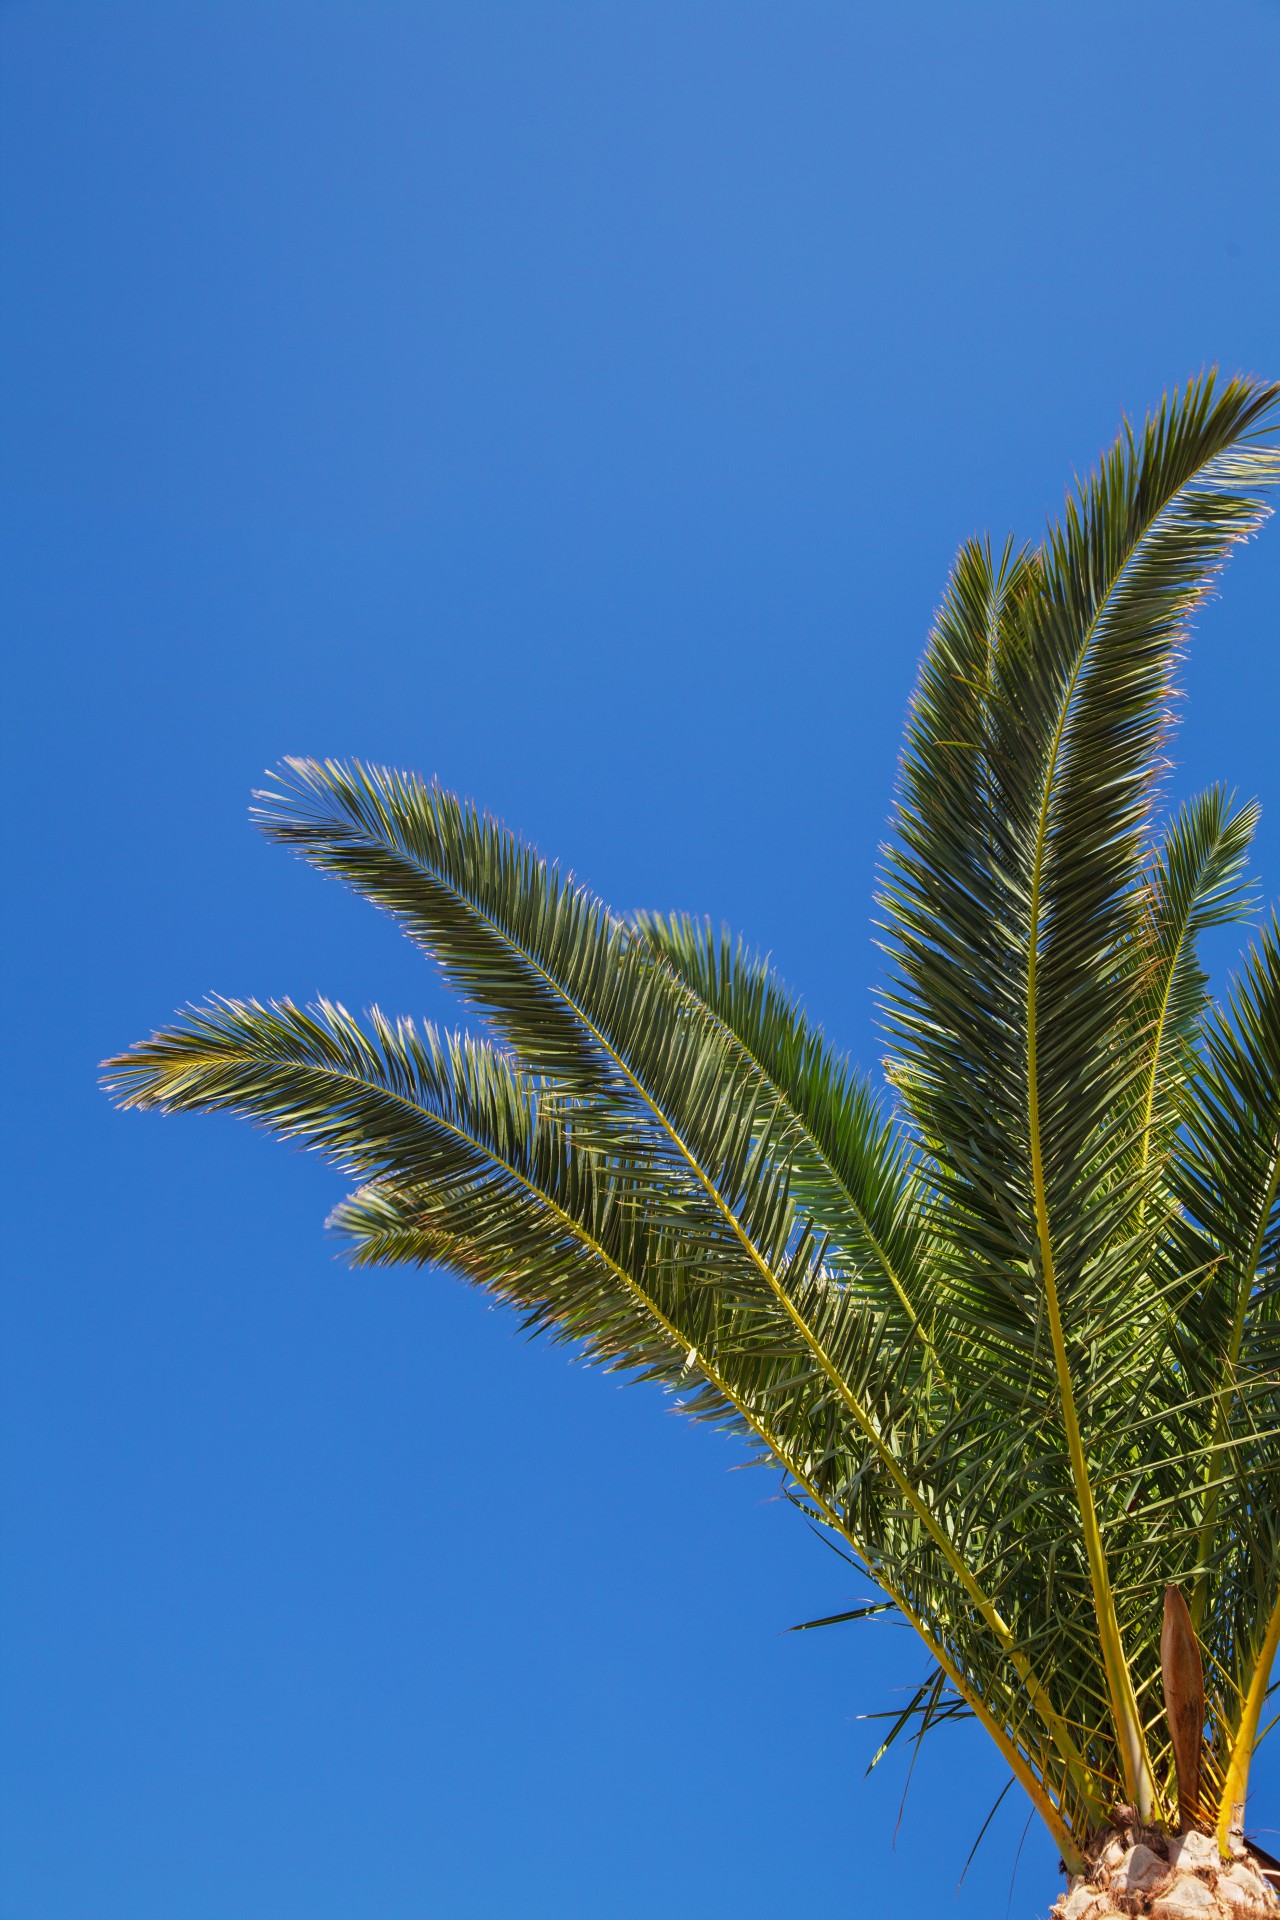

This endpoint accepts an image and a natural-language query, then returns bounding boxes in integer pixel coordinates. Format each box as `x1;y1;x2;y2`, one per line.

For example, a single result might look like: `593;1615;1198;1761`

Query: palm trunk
1051;1827;1280;1919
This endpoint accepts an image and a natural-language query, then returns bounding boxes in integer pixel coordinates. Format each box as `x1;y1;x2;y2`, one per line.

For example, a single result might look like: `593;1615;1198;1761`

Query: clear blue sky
3;6;1279;1916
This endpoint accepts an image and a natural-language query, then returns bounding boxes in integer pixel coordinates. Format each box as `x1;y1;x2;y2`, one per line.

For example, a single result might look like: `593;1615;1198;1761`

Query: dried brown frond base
1052;1828;1280;1919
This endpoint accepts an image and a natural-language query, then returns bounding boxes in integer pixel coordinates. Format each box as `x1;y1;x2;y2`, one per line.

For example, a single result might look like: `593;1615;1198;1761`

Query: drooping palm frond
104;372;1280;1870
102;990;1089;1854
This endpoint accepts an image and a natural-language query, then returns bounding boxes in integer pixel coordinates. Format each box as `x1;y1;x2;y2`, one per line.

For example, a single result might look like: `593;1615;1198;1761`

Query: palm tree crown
106;374;1280;1893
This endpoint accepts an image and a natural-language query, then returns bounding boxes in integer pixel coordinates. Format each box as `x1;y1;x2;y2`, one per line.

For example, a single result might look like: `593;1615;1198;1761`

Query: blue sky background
3;5;1279;1916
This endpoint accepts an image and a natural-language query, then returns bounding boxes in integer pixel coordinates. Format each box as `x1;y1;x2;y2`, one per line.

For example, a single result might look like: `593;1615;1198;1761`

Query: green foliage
104;373;1280;1863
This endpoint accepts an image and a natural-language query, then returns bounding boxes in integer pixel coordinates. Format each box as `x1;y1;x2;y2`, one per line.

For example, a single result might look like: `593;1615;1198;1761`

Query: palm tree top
105;372;1280;1901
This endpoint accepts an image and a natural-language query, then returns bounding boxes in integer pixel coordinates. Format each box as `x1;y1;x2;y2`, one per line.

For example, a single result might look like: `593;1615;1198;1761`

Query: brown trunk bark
1049;1826;1280;1919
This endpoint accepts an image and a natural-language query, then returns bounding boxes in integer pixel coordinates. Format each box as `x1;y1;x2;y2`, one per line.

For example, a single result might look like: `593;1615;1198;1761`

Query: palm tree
105;373;1280;1918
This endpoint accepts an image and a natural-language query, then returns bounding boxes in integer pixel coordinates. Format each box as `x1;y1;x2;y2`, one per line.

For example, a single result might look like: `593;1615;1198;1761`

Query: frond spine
1025;560;1159;1821
1216;1582;1280;1856
1192;1140;1280;1631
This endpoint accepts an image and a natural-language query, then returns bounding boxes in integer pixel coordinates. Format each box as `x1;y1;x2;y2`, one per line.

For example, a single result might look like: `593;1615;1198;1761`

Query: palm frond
101;993;1092;1856
631;911;933;1347
1138;787;1259;1173
104;373;1280;1871
1171;917;1280;1831
881;371;1280;1814
248;763;1105;1770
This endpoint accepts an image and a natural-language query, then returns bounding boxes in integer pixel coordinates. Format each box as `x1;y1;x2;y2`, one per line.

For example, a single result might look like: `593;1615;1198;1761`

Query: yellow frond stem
1217;1584;1280;1857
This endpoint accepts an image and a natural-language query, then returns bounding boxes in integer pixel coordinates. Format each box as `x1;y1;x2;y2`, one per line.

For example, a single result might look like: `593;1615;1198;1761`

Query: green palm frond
102;992;1088;1852
250;763;1064;1688
1175;916;1280;1346
631;911;932;1345
1172;918;1280;1770
885;378;1276;1323
104;371;1280;1870
252;762;843;1303
1138;787;1259;1173
881;372;1280;1815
